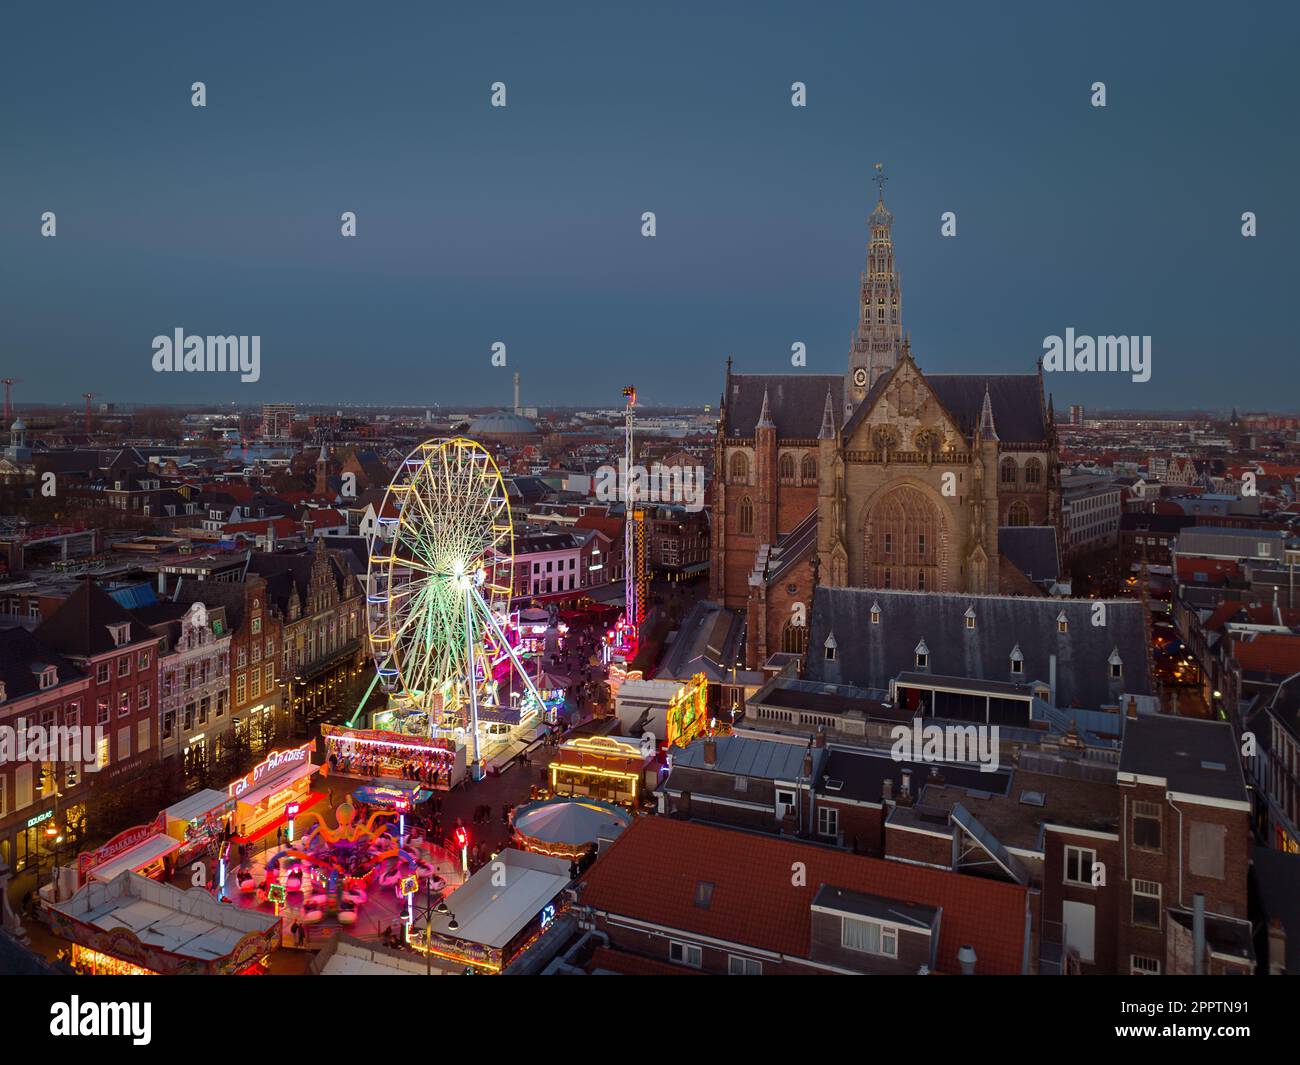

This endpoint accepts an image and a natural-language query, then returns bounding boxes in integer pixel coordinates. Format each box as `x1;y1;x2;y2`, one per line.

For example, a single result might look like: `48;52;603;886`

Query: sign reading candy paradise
228;742;314;799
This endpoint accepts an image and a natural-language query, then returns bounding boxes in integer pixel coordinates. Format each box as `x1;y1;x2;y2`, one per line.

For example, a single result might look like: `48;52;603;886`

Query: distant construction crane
82;392;95;434
1;378;18;422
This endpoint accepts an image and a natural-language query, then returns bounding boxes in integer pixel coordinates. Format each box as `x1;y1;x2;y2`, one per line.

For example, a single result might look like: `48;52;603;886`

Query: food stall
227;741;320;842
549;735;655;807
76;813;179;888
163;788;236;865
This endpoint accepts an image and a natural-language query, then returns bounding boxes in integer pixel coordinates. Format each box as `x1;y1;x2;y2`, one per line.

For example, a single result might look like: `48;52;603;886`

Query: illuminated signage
398;875;419;898
26;809;54;830
666;672;710;749
228;742;313;799
540;904;556;932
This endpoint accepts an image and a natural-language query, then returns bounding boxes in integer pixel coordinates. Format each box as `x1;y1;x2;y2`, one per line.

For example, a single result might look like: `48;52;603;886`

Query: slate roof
1250;847;1300;973
0;627;85;700
723;374;843;439
925;374;1048;444
657;599;745;682
246;546;354;615
577;816;1027;973
997;525;1060;584
806;587;1152;710
829;363;1049;447
1117;715;1248;803
33;578;156;657
817;745;1012;805
172;580;251;632
669;733;814;781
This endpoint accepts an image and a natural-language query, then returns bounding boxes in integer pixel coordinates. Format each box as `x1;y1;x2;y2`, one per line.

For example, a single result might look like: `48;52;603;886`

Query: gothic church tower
845;169;903;417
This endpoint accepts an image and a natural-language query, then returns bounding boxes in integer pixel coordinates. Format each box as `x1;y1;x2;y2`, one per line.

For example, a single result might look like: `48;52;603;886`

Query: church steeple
846;163;903;419
756;386;774;430
818;388;836;440
978;385;999;442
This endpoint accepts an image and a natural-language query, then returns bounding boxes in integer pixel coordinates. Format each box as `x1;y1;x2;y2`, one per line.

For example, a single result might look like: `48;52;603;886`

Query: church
708;181;1062;668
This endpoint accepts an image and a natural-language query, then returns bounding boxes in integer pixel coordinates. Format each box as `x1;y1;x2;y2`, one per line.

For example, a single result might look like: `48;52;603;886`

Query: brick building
710;186;1060;668
574;815;1029;975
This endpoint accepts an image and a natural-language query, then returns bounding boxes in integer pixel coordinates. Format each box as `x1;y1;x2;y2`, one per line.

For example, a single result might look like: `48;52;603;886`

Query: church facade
709;186;1062;668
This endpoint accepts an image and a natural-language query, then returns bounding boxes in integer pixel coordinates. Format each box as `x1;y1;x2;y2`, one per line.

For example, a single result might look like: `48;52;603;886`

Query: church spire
847;164;903;417
818;387;836;440
979;384;999;442
756;386;774;430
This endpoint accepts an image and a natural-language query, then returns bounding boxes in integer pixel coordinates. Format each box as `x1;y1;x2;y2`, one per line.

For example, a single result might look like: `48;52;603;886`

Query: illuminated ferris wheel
367;437;519;742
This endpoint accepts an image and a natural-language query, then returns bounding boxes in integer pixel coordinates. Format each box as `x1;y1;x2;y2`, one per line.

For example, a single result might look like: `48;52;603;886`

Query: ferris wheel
367;437;529;747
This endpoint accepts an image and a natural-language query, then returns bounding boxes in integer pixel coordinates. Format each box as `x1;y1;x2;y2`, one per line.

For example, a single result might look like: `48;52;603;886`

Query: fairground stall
76;813;179;888
47;870;279;975
321;723;467;790
226;741;321;843
412;848;571;974
549;735;655;807
163;788;236;865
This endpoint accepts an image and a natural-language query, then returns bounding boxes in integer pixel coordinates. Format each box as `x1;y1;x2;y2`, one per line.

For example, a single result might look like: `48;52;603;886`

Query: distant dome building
470;371;538;442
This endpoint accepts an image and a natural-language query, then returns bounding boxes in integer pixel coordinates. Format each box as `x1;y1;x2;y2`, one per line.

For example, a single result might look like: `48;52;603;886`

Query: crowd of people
325;740;454;788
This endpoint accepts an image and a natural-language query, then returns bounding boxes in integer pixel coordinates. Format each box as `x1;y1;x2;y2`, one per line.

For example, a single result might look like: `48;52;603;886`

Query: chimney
900;768;912;799
882;778;894;801
814;725;826;749
802;746;814;779
513;371;522;415
929;765;945;788
702;737;716;766
266;521;276;553
1192;892;1206;976
1268;918;1287;976
1048;654;1057;706
1126;695;1139;720
157;570;166;594
957;945;977;975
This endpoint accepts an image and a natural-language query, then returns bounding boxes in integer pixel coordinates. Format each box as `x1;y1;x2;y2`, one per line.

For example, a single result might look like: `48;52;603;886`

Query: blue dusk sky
1;1;1295;410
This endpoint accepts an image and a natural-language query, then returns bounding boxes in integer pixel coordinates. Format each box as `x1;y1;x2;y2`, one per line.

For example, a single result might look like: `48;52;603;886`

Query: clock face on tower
853;367;868;388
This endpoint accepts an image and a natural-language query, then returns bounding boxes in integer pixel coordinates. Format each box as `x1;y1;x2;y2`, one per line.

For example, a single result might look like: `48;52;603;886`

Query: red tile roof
1232;633;1300;676
578;817;1027;974
1176;557;1241;584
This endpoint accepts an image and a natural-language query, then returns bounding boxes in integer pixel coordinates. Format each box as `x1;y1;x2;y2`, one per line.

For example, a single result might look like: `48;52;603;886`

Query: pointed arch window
778;453;796;485
1008;501;1030;526
729;451;749;484
738;497;754;535
1025;458;1043;486
1000;458;1018;485
800;454;817;483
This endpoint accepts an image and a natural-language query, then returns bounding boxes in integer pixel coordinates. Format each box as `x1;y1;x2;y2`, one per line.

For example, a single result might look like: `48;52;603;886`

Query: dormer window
1010;644;1024;676
1109;648;1123;680
38;666;58;690
915;638;930;670
870;602;881;625
824;633;838;661
964;606;976;630
108;622;130;647
1057;611;1068;634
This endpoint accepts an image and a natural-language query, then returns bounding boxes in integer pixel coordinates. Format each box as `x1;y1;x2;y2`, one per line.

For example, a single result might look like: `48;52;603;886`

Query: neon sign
666;672;710;749
228;742;313;799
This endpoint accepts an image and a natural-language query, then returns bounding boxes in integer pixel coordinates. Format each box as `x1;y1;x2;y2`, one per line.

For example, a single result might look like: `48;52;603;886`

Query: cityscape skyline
3;1;1295;409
